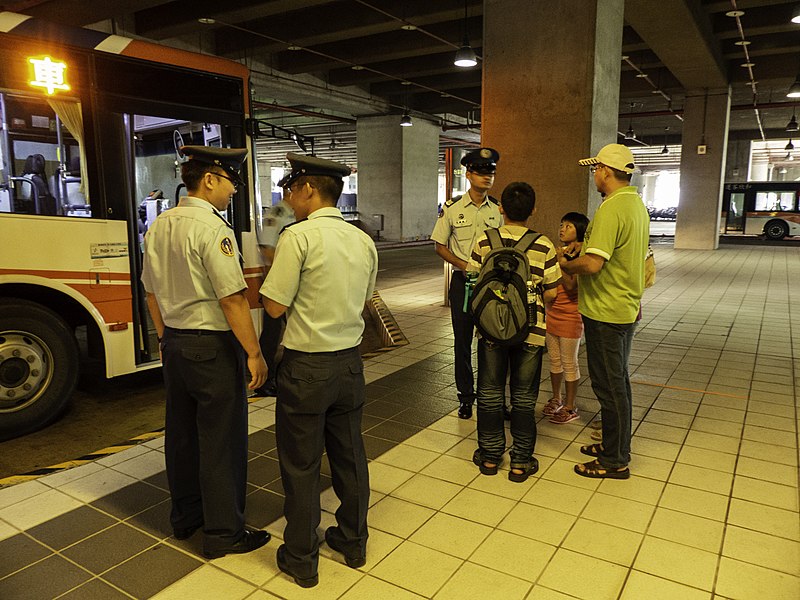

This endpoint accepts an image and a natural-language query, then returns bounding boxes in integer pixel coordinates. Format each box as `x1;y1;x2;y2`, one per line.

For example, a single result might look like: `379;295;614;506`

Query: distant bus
721;182;800;240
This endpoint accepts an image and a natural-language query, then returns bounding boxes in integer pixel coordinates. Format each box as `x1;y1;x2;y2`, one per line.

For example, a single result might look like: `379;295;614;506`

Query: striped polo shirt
467;225;561;346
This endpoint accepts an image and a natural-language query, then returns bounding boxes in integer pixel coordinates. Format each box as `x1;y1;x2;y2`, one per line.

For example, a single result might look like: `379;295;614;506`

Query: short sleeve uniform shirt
431;194;502;266
141;196;246;330
260;207;379;352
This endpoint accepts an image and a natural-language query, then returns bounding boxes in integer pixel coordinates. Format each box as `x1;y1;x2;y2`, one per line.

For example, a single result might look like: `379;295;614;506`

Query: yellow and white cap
579;143;635;174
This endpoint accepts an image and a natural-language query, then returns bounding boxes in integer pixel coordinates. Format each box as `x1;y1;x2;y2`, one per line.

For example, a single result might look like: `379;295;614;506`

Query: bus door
726;191;745;232
97;104;246;366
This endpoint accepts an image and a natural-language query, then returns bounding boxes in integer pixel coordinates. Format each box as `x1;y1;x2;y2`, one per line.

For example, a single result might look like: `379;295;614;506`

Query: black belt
165;326;230;336
285;346;358;357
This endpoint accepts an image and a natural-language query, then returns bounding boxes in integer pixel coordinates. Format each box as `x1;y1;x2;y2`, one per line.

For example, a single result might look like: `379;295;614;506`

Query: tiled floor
0;243;798;599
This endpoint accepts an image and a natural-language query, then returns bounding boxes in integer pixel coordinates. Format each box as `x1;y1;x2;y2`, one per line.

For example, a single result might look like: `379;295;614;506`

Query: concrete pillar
356;115;439;241
724;137;751;183
675;88;731;250
482;0;624;241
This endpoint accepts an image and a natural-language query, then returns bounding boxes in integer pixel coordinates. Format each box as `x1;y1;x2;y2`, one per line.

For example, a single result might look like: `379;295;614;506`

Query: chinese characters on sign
28;56;70;95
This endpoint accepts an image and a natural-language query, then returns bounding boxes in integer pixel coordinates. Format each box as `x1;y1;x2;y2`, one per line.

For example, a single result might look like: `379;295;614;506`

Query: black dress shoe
277;544;319;588
324;527;366;568
173;523;203;540
202;527;270;559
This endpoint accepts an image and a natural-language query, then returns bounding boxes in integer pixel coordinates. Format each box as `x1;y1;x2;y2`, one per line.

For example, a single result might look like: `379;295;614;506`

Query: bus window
754;190;794;212
0;93;89;217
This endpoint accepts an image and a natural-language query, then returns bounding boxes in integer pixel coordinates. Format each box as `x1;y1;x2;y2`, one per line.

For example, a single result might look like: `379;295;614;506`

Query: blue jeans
476;339;542;467
582;316;637;468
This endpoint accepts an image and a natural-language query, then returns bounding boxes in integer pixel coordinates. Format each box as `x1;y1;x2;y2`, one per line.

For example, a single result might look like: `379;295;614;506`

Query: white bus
0;12;266;438
721;182;800;240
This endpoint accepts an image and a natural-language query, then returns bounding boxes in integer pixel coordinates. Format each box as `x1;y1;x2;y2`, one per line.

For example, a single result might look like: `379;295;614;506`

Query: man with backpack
431;148;503;419
467;182;561;483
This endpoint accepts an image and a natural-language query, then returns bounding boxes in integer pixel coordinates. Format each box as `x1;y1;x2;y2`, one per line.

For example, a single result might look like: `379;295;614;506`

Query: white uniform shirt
141;196;246;331
257;200;295;249
430;193;502;266
261;206;378;352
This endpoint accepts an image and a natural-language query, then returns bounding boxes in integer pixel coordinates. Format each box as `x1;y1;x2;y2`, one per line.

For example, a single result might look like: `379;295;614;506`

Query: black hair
180;160;209;192
500;181;535;222
561;211;590;242
297;175;344;204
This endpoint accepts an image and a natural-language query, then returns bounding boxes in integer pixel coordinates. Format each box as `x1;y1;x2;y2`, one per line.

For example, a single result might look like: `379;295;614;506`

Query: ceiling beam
625;0;728;89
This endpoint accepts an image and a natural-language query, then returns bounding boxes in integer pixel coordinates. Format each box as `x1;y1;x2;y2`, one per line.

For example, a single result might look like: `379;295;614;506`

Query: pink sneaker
542;398;562;416
549;407;579;424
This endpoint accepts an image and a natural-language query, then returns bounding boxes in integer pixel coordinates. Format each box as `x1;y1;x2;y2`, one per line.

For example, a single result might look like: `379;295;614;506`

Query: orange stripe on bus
121;40;250;80
0;268;130;281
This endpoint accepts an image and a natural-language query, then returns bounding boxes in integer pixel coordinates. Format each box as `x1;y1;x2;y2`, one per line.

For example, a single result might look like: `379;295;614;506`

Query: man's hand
247;354;268;390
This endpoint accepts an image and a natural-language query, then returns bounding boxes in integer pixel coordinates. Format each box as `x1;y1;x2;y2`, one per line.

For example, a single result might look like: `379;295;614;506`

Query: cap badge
480;149;491;158
220;237;235;257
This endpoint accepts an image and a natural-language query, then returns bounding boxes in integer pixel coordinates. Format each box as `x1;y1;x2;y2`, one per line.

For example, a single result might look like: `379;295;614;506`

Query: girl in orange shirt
543;212;589;424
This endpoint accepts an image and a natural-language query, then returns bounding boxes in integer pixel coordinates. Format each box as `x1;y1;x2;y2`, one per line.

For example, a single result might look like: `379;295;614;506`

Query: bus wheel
764;220;788;240
0;299;79;440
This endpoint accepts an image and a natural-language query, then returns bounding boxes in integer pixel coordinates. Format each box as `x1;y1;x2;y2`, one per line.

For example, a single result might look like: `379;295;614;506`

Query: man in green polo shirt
557;143;649;480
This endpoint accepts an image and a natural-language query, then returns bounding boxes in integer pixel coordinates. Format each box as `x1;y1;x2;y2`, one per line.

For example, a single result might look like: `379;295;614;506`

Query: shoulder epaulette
487;195;499;205
279;218;306;235
444;196;459;207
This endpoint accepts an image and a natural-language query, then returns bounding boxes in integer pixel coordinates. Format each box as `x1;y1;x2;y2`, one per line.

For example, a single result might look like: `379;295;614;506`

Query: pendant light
400;110;413;127
454;0;477;67
786;106;799;132
661;126;669;154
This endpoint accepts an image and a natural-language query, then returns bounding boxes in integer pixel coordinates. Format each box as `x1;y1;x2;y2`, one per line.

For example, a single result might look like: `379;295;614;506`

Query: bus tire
0;299;79;441
764;220;788;240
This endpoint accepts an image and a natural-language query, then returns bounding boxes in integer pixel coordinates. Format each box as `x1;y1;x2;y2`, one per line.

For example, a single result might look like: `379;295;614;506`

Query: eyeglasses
283;181;305;195
589;164;606;174
210;172;239;190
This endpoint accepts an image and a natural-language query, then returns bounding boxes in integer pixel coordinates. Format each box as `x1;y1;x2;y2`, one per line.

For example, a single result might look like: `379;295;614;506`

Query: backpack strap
513;230;542;253
485;227;503;250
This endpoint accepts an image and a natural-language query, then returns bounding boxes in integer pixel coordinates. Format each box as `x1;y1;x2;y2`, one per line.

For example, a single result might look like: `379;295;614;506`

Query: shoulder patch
220;237;235;257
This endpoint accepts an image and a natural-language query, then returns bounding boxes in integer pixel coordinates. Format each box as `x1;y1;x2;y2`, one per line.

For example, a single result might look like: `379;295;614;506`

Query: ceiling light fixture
287;45;302;51
786;139;795;151
661;126;669;154
198;17;216;24
400;110;413;127
454;0;477;68
623;103;636;140
788;76;800;98
401;24;417;31
787;107;799;132
791;4;800;24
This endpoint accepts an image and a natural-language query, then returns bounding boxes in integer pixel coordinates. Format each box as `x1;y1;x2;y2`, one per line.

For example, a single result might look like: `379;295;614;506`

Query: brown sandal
579;443;603;457
574;459;630;479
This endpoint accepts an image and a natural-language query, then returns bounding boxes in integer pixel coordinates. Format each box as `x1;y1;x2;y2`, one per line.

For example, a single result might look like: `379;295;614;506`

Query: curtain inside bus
47;99;88;202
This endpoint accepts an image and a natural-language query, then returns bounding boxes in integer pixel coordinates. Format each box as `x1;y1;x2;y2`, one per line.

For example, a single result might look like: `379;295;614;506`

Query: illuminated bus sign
28;56;70;95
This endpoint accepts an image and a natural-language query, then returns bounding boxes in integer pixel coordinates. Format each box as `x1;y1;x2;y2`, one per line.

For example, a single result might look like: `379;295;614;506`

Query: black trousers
276;347;370;578
449;271;476;401
161;327;247;543
259;309;285;385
